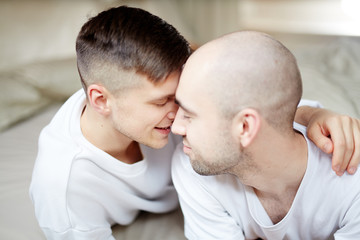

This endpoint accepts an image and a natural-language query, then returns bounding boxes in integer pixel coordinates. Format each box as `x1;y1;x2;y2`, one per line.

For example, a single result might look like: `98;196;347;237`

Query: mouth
183;142;192;154
155;126;171;135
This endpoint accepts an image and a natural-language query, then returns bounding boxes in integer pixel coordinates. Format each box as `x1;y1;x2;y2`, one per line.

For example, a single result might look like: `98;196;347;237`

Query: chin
144;139;169;149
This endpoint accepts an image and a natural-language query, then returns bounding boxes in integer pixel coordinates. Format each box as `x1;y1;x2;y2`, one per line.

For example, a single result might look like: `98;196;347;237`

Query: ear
87;84;111;116
232;108;261;148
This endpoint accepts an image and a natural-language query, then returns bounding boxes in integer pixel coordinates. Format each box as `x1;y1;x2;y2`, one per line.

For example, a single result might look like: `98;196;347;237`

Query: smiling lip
183;142;191;154
155;126;171;135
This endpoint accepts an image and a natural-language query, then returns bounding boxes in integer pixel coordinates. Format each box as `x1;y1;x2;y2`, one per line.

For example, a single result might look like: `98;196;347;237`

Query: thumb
307;125;334;154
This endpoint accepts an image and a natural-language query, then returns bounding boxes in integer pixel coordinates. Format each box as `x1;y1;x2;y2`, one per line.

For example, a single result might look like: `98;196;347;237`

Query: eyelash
155;97;176;107
183;114;191;120
155;102;167;107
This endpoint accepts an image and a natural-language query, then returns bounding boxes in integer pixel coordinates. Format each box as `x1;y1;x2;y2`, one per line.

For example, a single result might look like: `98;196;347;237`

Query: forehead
176;62;214;116
135;71;180;100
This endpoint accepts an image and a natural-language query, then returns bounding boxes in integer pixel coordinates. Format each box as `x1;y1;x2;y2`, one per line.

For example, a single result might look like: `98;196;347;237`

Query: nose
167;100;179;121
167;111;176;120
171;108;186;136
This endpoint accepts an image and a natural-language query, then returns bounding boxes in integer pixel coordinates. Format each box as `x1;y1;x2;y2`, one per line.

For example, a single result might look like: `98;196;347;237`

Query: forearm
294;106;322;126
295;99;323;126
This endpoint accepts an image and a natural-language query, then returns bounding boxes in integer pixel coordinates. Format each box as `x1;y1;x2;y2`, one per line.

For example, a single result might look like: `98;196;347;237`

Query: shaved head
182;31;302;132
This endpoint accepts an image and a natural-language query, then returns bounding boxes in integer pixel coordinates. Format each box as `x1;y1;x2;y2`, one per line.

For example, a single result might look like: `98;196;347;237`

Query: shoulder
295;122;360;203
44;89;85;137
36;89;85;167
30;143;80;202
30;99;85;215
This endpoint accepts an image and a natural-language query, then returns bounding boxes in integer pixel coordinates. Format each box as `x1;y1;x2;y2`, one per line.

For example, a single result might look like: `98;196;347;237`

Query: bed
1;35;359;239
1;1;359;239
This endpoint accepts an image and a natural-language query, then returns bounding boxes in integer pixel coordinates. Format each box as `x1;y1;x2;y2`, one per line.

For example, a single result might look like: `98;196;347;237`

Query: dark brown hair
76;5;191;92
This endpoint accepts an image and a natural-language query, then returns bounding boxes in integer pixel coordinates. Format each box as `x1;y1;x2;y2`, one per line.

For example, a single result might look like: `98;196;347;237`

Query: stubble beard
188;129;246;176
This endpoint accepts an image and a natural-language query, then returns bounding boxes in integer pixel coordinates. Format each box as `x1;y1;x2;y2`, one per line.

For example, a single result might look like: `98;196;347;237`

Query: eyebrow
149;94;175;103
175;98;196;116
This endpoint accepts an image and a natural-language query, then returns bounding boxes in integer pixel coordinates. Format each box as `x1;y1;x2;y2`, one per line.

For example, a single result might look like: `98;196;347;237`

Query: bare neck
234;128;308;223
80;104;143;164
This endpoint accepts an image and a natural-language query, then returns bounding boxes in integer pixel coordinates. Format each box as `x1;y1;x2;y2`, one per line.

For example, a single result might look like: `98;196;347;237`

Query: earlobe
232;108;261;148
87;84;111;116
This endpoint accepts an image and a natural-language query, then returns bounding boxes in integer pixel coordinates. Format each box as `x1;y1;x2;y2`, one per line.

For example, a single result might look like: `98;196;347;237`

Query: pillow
0;57;82;132
300;65;359;118
16;57;81;101
295;37;360;118
0;72;51;131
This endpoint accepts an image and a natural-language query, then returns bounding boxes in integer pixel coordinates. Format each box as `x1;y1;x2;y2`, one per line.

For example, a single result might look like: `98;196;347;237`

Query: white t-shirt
172;123;360;240
30;89;180;240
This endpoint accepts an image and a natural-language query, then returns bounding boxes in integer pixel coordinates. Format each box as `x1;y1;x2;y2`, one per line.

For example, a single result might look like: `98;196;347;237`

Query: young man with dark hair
30;6;190;239
30;6;360;240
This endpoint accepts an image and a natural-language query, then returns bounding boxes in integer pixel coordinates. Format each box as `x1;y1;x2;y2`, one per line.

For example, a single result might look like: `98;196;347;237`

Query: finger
307;123;333;154
336;116;354;175
330;116;358;175
346;119;360;174
307;122;345;175
324;117;347;176
331;134;346;176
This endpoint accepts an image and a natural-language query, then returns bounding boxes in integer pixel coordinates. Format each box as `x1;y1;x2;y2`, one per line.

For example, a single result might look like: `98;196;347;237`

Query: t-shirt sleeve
298;99;323;108
171;144;244;240
333;195;360;239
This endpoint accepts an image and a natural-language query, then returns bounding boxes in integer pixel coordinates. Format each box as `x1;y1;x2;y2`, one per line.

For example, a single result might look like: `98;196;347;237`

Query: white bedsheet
0;104;60;239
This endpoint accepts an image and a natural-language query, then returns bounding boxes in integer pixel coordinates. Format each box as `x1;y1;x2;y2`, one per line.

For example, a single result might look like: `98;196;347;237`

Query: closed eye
179;107;192;120
153;96;175;107
183;114;191;119
153;98;170;107
155;101;167;107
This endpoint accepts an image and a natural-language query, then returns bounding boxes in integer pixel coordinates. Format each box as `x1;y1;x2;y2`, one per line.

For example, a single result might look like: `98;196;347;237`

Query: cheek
147;107;169;122
113;101;171;131
113;105;146;128
187;123;205;144
191;121;219;149
133;106;169;128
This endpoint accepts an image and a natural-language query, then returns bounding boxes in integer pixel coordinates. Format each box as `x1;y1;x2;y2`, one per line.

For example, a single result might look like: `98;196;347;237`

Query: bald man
171;31;360;239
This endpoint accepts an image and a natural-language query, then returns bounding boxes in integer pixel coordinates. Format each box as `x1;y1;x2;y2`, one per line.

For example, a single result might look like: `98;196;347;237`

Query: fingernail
333;165;340;172
348;167;357;175
336;171;344;177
